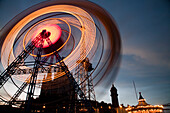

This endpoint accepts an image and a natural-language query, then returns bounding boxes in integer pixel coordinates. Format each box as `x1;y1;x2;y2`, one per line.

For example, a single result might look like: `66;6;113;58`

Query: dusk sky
0;0;170;106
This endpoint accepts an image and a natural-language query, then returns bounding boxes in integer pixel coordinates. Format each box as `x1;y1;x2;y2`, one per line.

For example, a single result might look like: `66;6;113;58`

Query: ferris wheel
0;0;121;112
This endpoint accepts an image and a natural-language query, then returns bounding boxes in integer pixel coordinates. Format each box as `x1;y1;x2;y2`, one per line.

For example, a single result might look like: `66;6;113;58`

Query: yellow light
43;105;46;109
101;106;103;109
108;106;111;109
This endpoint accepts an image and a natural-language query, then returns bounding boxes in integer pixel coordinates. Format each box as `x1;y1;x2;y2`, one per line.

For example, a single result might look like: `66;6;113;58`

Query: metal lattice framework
0;29;94;112
75;58;96;101
0;0;121;113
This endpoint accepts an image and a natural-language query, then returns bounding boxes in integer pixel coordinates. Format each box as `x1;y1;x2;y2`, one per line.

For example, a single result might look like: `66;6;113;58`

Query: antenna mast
133;80;138;101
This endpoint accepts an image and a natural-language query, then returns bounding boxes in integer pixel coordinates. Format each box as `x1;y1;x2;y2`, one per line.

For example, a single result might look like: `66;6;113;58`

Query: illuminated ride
0;0;121;112
125;92;163;113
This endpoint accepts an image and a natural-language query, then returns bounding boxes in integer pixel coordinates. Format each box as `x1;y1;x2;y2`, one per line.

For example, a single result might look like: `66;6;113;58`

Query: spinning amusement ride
0;0;121;112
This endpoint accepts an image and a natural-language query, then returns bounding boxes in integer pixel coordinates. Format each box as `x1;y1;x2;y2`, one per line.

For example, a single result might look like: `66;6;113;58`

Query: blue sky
95;0;170;106
0;0;170;106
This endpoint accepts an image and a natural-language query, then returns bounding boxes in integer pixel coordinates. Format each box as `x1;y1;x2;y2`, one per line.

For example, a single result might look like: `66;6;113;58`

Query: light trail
1;5;96;82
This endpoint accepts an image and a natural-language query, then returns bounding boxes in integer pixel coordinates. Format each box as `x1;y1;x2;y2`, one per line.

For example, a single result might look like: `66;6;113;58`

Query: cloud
123;45;170;69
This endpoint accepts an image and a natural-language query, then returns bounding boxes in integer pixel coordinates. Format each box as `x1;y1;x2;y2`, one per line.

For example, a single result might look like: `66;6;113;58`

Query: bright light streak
1;5;96;82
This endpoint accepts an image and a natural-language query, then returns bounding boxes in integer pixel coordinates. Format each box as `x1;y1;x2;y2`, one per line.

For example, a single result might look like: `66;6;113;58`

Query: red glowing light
32;24;62;48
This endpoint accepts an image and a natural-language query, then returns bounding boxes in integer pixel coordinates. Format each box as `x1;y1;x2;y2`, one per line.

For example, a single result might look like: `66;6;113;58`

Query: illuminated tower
75;25;96;101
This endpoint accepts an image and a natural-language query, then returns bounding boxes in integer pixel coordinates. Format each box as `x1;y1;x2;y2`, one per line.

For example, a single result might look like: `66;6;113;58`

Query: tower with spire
137;92;148;106
110;84;119;108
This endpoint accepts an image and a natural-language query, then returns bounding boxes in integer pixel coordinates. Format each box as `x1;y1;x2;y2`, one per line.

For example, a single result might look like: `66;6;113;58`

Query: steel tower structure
0;1;121;113
75;58;96;101
0;29;94;112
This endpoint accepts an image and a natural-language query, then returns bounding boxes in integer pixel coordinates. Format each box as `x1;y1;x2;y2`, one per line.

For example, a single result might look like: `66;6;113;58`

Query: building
125;92;163;113
31;70;76;113
0;66;119;113
110;84;119;113
110;84;119;108
26;67;119;113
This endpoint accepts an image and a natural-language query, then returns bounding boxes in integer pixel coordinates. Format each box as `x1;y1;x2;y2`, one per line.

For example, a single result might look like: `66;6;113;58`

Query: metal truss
0;29;94;113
